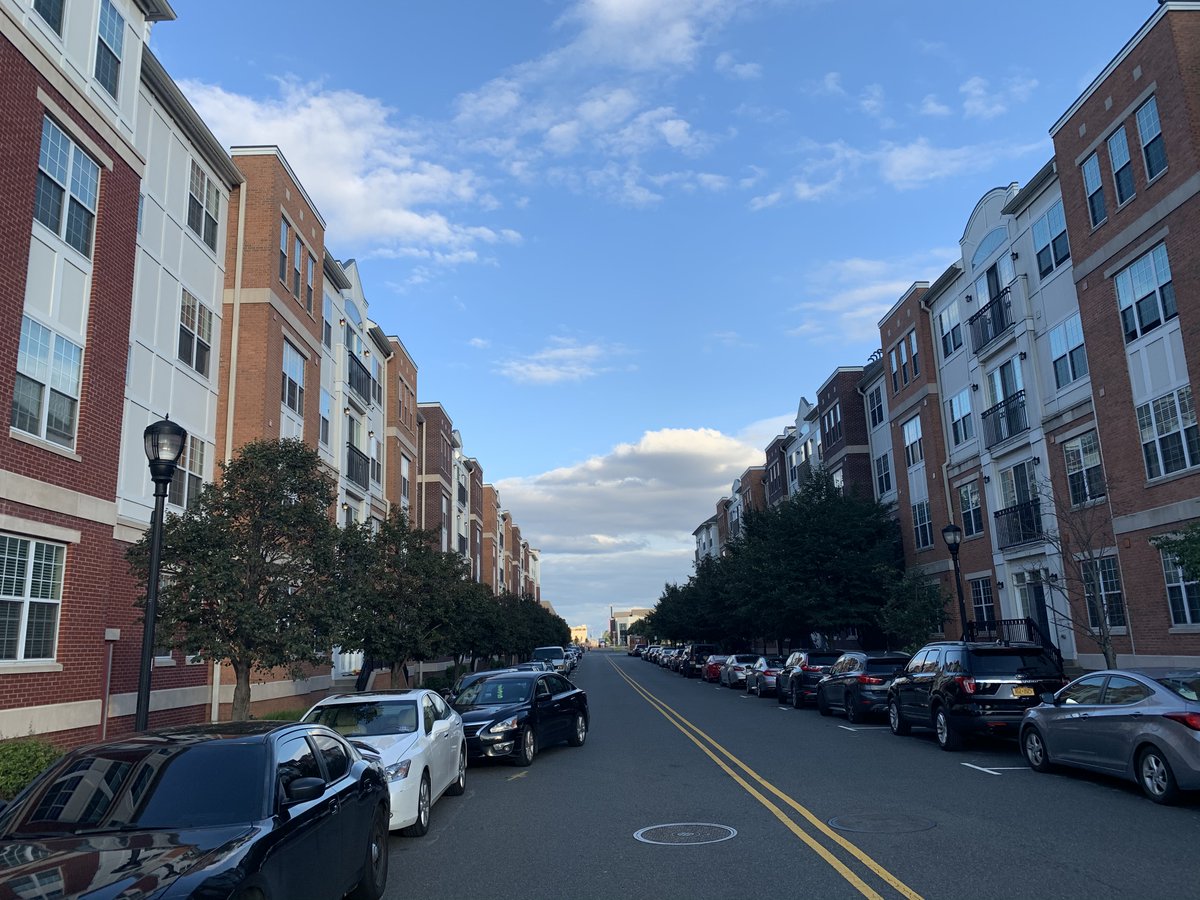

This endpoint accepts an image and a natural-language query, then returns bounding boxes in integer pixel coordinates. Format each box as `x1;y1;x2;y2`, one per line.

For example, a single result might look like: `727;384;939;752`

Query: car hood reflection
455;702;525;724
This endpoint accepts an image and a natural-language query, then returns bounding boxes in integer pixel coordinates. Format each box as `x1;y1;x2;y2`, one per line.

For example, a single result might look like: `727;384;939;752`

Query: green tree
880;570;949;652
1152;521;1200;582
127;439;340;721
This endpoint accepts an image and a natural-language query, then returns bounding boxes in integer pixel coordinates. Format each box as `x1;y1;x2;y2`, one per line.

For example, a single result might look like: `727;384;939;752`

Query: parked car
1020;668;1200;804
659;648;680;669
776;650;809;701
514;661;551;672
629;643;647;656
303;689;466;836
702;654;729;682
0;722;390;900
680;644;719;678
888;640;1067;750
453;671;588;765
449;667;518;700
643;645;663;663
782;649;845;707
531;645;570;673
668;649;687;672
815;652;912;723
719;654;760;688
746;656;787;698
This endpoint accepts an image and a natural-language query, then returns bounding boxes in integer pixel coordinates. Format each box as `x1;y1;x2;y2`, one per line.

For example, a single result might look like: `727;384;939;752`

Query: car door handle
329;798;340;815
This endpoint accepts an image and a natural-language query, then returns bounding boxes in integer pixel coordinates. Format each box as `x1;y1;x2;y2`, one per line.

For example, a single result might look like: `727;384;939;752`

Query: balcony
981;390;1029;449
968;286;1014;354
347;352;373;406
994;498;1043;549
346;444;370;490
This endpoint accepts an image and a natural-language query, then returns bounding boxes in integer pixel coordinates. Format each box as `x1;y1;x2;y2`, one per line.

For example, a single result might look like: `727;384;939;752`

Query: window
822;403;842;445
276;737;320;790
0;534;64;661
177;290;212;377
319;389;331;446
12;316;83;448
959;482;983;537
889;348;899;393
902;416;923;467
1136;96;1167;180
1137;387;1198;479
912;500;932;549
279;218;289;283
371;437;381;484
1032;199;1069;278
305;255;315;314
292;238;303;296
947;389;974;447
401;455;411;503
94;0;124;98
322;296;333;348
1060;675;1105;706
832;468;844;493
868;386;884;429
899;339;909;387
874;452;891;496
1162;551;1200;626
1115;244;1176;343
1049;313;1088;389
1082;153;1107;227
969;577;995;624
909;331;920;378
313;735;350;782
281;341;304;416
1084;557;1125;629
1107;126;1135;205
34;0;64;34
938;303;962;358
1063;430;1105;506
186;161;220;251
168;436;206;509
35;117;100;257
1104;676;1152;705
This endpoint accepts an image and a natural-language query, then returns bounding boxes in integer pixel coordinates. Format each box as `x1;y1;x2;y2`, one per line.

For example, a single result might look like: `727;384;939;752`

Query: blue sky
151;1;1155;636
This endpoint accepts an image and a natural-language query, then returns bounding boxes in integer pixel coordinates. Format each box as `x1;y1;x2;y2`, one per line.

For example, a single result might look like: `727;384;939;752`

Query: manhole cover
828;813;936;834
634;823;738;845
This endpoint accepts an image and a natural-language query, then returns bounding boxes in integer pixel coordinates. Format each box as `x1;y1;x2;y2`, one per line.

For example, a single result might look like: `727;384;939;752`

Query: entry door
999;461;1034;508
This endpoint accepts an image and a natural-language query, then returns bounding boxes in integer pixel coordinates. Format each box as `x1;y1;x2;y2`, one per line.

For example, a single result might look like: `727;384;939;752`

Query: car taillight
955;676;977;694
733;665;744;671
801;665;823;672
856;675;884;685
1164;712;1200;731
765;669;779;676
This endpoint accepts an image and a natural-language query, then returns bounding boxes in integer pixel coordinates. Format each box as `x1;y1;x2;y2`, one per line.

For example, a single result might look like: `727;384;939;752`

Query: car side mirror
284;776;325;804
1039;692;1058;706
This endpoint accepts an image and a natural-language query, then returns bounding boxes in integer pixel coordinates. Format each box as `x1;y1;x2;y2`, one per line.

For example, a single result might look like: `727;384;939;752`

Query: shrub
253;707;308;722
0;738;62;800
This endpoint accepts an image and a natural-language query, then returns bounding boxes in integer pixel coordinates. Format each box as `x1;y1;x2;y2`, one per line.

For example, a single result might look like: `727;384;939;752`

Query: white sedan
303;688;467;836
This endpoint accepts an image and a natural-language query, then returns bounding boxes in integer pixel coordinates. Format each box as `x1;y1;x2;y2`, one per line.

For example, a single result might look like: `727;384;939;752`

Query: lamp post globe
941;523;963;553
135;417;188;732
942;522;970;640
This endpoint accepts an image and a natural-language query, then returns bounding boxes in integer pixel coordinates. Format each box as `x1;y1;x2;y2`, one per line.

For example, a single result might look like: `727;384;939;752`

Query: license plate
1012;686;1035;698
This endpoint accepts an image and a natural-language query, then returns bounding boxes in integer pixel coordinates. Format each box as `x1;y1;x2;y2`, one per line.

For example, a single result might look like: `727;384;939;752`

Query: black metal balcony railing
994;497;1043;549
346;444;370;490
963;616;1064;673
348;352;373;406
968;286;1013;354
981;389;1029;448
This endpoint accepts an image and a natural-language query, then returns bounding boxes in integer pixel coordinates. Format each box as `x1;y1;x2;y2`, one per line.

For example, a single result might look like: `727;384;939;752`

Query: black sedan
816;651;911;723
0;721;389;899
453;671;588;765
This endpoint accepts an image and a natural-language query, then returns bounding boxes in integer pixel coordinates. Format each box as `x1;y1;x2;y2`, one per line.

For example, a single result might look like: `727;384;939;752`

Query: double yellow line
610;660;923;900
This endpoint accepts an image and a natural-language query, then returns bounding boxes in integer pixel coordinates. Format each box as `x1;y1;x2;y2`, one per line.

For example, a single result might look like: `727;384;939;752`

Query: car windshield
865;658;909;674
456;678;532;706
1153;671;1200;701
969;650;1060;677
531;648;562;661
0;743;267;835
304;700;419;736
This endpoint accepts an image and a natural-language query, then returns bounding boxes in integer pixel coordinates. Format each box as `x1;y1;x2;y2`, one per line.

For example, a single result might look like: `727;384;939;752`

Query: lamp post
942;523;970;640
135;418;188;732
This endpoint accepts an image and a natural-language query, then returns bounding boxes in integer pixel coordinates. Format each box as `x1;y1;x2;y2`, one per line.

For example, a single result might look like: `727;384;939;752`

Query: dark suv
887;641;1067;751
680;644;719;678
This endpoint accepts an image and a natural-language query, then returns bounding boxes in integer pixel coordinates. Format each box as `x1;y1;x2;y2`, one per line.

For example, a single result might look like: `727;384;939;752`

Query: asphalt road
381;651;1200;900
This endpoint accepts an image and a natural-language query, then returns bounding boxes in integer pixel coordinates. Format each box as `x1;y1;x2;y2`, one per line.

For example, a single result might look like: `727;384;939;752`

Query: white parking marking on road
837;725;888;732
961;763;1029;776
507;771;529;781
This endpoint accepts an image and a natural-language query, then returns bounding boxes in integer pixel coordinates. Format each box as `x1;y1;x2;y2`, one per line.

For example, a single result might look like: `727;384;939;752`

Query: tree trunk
1102;638;1118;669
231;662;252;721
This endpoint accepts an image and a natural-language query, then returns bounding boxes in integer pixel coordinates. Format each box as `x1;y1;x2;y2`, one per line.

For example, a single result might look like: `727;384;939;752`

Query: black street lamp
942;523;970;640
135;417;188;732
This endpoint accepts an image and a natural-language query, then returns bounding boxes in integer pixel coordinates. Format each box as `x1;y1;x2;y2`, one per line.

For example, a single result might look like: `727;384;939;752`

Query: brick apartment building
415;402;454;551
385;335;419;520
481;484;503;592
814;366;873;496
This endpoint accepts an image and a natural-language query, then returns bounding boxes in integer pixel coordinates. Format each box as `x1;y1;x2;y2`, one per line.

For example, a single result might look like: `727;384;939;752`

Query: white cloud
918;93;952;116
876;137;1045;189
960;75;1038;119
808;71;846;96
496;336;629;384
749;190;782;210
859;83;885;118
715;51;762;80
468;337;490;349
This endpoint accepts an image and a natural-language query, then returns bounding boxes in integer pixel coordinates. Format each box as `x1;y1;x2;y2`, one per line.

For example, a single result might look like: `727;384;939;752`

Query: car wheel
934;706;963;751
1139;746;1180;804
790;683;801;709
761;682;775;699
748;678;757;695
1021;727;1052;773
568;712;587;747
348;803;389;899
844;692;860;724
401;773;431;837
446;745;467;796
817;688;831;716
513;726;535;767
888;698;910;736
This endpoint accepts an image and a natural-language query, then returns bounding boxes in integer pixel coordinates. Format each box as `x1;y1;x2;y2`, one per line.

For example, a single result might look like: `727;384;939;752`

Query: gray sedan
1020;668;1200;804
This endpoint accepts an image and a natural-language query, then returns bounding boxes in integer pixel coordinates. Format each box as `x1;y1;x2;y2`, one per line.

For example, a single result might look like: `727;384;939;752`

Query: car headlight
488;716;520;734
384;759;412;781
